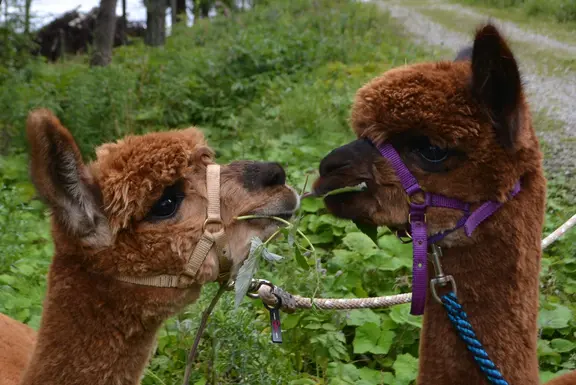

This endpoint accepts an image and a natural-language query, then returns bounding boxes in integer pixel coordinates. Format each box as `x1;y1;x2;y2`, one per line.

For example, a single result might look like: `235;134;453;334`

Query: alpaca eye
148;196;181;218
412;137;449;163
146;184;185;221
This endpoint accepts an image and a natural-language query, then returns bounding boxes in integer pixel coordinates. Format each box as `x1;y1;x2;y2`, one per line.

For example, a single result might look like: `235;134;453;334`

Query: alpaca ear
471;24;524;149
26;109;111;247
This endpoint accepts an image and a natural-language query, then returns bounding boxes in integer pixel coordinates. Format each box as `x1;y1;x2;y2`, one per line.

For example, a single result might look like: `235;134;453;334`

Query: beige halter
117;164;229;288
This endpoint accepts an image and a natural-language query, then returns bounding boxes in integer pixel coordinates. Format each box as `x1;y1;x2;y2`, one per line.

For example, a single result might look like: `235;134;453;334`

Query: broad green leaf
374;329;395;354
294;246;310;270
0;274;16;285
353;322;396;354
281;313;302;330
358;367;387;383
307;230;334;244
300;198;325;213
346;309;381;327
327;362;360;382
369;251;410;271
342;232;378;254
550;338;576;353
537;339;561;358
393;353;418;385
353;322;381;354
389;303;422;329
539;304;573;329
378;235;412;263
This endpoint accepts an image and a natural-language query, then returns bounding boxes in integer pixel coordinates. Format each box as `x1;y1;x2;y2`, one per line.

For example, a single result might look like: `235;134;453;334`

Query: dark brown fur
0;109;299;385
313;24;574;385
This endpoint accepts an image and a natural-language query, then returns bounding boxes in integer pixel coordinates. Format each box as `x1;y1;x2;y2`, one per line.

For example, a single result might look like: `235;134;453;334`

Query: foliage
458;0;576;23
0;0;574;384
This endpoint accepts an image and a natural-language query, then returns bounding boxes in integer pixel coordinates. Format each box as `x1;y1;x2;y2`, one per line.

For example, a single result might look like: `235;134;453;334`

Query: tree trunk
24;0;33;34
200;0;210;18
145;0;166;46
90;0;118;67
121;0;127;45
170;0;176;25
192;0;200;24
175;0;186;23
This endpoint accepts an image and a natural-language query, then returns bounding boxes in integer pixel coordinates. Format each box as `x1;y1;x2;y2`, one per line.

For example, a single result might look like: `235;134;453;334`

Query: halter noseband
117;164;230;288
374;141;521;315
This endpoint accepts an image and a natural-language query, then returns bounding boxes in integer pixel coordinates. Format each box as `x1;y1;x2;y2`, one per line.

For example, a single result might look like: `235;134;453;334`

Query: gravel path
375;0;575;176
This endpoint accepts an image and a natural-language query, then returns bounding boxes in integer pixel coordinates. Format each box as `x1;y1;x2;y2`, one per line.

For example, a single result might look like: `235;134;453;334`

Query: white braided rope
255;213;575;311
542;213;576;249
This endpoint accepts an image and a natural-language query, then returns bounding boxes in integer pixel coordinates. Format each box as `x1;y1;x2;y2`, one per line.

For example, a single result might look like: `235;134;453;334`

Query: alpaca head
312;24;542;245
26;109;299;315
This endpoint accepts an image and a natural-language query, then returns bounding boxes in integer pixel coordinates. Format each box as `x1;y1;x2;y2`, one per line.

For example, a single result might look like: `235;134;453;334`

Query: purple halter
375;142;521;315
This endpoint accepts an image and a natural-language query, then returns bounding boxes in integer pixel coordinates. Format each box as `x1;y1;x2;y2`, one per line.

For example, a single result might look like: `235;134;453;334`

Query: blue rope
441;292;509;385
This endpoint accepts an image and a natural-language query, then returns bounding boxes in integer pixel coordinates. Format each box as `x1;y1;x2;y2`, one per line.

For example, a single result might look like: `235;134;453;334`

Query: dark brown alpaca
312;24;575;385
0;109;299;385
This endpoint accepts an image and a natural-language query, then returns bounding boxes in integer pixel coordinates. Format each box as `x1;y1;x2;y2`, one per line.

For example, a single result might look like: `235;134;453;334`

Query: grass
416;6;576;75
451;0;576;35
0;0;575;384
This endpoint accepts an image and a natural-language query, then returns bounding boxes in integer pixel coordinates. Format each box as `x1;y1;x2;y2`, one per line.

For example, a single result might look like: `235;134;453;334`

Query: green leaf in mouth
323;182;368;197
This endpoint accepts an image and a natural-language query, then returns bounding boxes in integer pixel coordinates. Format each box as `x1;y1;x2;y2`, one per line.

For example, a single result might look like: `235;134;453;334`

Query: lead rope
179;213;576;384
441;292;508;385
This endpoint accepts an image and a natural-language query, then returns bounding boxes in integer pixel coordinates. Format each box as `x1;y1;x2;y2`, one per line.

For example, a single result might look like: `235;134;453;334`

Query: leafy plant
0;0;574;384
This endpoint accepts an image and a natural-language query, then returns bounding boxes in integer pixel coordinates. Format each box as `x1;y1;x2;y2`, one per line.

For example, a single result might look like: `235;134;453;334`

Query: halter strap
117;164;229;288
375;142;521;315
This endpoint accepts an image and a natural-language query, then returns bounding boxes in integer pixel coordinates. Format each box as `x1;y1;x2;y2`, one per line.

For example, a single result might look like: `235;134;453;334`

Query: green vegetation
0;0;574;384
456;0;576;23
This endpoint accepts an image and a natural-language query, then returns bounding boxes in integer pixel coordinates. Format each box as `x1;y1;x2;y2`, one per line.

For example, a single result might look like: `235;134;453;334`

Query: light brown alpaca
312;24;575;385
0;109;299;385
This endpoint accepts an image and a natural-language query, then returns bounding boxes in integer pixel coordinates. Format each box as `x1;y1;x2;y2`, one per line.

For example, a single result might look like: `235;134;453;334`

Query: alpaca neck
416;174;545;385
19;256;164;385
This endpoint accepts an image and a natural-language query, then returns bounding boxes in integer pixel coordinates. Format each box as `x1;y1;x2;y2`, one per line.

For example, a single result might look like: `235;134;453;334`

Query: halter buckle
408;212;426;224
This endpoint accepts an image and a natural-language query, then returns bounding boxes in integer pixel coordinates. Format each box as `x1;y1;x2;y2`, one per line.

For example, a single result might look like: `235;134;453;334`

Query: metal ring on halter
430;275;457;304
395;229;413;244
203;217;224;232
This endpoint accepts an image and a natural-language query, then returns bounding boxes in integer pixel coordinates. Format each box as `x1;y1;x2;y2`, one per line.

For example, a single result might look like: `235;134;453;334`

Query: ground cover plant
0;0;574;384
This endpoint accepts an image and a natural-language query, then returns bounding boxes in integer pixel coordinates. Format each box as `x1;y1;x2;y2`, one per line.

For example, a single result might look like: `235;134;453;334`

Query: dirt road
376;0;576;176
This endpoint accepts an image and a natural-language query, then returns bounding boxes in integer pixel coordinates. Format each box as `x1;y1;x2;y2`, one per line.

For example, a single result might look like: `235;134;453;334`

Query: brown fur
313;24;575;384
0;109;299;385
0;315;35;385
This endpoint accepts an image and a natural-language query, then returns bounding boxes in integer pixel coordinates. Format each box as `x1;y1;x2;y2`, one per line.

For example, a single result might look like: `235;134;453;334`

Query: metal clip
246;279;274;299
429;245;457;304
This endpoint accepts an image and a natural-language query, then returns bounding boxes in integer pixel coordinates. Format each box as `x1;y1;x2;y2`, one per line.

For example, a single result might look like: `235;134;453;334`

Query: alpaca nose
246;162;286;188
319;139;379;177
319;153;352;177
